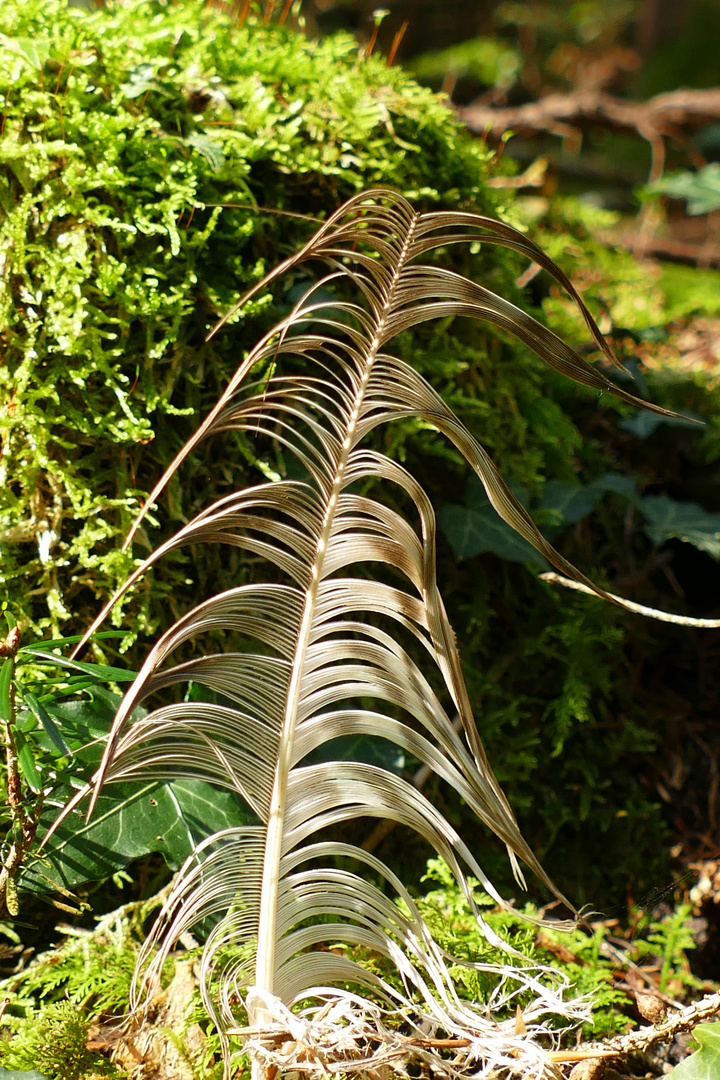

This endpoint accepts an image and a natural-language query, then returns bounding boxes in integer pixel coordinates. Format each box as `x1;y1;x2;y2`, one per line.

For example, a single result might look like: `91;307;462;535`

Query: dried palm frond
56;190;684;1078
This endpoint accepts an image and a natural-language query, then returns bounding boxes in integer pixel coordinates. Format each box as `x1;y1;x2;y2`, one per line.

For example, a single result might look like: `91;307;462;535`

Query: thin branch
0;625;41;918
587;991;720;1056
461;88;720;182
601;230;720;269
541;572;720;628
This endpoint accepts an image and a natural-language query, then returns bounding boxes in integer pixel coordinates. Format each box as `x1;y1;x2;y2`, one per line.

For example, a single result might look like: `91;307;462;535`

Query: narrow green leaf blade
14;731;42;793
0;657;12;723
22;692;73;760
18;649;136;682
17;631;126;654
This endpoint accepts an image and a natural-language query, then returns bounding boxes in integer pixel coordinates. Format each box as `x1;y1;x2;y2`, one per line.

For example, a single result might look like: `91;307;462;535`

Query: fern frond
55;190;688;1077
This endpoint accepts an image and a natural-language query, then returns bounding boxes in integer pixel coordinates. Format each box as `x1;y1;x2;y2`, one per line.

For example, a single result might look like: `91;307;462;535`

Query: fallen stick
587;990;720;1056
461;88;720;181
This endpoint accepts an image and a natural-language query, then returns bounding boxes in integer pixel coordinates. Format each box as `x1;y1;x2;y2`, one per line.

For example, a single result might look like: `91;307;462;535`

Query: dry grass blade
52;189;694;1079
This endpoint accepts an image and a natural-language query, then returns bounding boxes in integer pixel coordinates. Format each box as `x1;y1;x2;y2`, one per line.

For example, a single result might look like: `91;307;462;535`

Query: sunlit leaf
14;731;42;793
23;778;255;893
666;1022;720;1079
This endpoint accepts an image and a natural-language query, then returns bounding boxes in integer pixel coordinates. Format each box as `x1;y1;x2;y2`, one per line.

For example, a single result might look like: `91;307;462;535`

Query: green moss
0;1001;124;1079
0;0;511;640
0;897;160;1077
658;263;720;320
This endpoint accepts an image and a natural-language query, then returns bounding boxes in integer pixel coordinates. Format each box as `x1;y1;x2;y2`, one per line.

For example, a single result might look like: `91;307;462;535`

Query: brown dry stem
461;88;720;182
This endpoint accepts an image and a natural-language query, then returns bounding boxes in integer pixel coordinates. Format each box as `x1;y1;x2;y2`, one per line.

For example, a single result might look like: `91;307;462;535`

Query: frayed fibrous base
230;989;593;1080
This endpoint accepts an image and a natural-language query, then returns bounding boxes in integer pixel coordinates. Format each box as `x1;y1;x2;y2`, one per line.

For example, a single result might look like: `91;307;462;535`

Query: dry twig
541;573;720;628
461;88;720;181
587;990;720;1056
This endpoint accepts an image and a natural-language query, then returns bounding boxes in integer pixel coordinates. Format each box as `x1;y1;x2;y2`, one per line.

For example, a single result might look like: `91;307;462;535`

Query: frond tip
59;189;686;1077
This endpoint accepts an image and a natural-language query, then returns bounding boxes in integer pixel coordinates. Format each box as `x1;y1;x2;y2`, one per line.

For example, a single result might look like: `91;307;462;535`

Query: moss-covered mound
0;0;522;636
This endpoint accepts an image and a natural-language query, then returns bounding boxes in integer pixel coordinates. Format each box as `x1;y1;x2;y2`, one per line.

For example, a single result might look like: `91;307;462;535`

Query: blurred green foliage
649;165;720;216
409;37;521;89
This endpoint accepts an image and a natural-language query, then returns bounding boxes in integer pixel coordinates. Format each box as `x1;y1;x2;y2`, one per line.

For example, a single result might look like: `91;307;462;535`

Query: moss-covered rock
0;0;527;638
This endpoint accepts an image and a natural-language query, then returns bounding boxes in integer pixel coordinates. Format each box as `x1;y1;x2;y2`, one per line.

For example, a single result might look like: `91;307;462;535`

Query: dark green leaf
39;686;124;746
311;734;405;774
22;778;255;893
620;410;703;439
539;481;603;525
439;503;551;568
595;472;642;505
641;495;720;559
440;472;643;565
19;685;256;893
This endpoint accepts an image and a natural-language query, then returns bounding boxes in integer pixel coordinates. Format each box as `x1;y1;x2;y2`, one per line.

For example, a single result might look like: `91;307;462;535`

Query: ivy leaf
439;501;551;567
666;1022;720;1078
19;687;255;893
539;480;604;526
440;473;642;566
439;478;550;568
620;409;703;439
21;777;255;893
641;495;720;559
